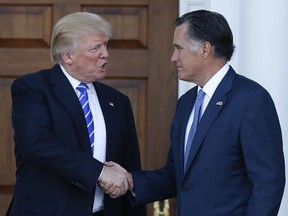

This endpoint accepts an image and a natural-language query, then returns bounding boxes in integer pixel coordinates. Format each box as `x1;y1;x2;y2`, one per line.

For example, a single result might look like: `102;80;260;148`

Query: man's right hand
98;161;133;198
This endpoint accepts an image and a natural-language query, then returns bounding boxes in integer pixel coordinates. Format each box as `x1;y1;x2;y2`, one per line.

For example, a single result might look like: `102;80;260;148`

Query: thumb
104;161;116;167
127;173;134;191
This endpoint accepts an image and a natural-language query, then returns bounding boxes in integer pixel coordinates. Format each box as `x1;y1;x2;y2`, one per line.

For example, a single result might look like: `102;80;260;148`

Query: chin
96;73;107;81
177;73;185;81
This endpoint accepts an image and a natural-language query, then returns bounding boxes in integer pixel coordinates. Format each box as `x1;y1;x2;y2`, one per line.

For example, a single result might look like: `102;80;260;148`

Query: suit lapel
48;65;92;153
184;67;236;174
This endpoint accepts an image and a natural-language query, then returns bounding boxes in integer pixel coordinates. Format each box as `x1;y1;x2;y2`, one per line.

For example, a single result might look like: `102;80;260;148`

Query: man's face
68;32;109;83
171;23;203;83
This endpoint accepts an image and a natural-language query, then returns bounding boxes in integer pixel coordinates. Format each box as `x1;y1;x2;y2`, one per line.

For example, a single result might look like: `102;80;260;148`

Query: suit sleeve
131;146;177;205
241;88;285;215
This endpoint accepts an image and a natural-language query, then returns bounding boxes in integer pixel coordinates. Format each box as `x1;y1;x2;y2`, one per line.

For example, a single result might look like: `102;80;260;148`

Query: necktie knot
196;89;205;104
76;83;89;94
195;89;205;120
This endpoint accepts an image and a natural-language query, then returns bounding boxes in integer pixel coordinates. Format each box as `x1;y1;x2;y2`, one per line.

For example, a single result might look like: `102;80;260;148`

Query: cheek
72;54;86;65
183;52;199;68
76;51;99;62
87;54;101;64
181;55;193;69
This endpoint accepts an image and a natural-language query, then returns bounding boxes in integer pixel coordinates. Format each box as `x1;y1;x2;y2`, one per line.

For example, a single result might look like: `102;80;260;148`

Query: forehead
75;32;107;50
83;32;108;42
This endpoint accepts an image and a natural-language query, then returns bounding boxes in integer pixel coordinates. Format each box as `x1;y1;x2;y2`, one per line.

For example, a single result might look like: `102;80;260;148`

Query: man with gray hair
103;10;285;216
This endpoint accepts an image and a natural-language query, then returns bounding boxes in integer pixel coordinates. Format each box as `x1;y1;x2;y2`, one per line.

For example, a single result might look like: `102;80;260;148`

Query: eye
174;47;182;54
103;41;109;48
174;45;182;52
89;45;101;52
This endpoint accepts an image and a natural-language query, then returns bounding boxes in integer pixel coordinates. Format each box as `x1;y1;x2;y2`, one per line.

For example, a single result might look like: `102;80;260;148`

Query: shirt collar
199;63;229;97
59;64;94;93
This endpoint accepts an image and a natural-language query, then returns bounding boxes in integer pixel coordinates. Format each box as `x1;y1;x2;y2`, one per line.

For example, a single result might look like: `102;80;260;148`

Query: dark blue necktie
76;83;95;153
184;89;205;169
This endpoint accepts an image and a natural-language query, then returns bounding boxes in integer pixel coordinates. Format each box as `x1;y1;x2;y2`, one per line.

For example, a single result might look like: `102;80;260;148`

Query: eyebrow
88;40;108;48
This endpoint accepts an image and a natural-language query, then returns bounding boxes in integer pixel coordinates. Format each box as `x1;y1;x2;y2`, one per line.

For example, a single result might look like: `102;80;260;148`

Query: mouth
99;62;108;70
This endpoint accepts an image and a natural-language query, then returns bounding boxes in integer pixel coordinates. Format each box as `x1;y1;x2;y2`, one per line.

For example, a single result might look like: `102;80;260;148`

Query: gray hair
188;37;202;51
175;10;235;61
50;12;112;64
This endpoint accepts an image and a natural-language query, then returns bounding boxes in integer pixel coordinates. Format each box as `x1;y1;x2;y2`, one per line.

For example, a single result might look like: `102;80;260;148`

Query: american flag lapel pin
109;101;114;107
216;101;223;106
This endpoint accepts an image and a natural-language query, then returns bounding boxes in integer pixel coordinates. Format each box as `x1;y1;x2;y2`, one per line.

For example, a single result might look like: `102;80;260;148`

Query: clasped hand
98;161;133;198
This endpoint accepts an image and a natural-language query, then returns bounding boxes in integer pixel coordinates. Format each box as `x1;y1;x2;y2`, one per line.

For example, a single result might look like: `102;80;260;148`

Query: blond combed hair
50;12;112;64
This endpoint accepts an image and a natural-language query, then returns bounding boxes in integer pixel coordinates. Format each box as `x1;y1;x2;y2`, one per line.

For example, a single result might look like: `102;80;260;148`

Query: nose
171;49;178;62
101;46;109;58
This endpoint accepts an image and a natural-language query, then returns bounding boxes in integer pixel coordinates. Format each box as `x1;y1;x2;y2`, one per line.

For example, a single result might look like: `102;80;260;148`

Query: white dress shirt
60;65;106;212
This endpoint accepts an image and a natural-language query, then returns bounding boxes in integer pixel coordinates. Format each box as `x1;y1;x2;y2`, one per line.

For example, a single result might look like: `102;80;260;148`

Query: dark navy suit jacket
132;66;285;216
8;64;146;216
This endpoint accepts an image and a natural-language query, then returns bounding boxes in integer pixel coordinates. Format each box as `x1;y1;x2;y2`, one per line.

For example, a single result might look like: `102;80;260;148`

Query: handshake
98;161;134;198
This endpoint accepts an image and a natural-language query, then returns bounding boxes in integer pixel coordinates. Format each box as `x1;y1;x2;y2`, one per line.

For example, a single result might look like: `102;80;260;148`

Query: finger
117;187;126;197
98;181;105;188
106;185;118;195
99;181;114;191
123;177;128;192
105;161;127;173
118;180;128;196
110;187;120;198
127;173;134;191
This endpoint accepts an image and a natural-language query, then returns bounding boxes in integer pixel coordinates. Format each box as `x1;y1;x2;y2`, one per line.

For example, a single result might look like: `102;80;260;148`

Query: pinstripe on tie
76;83;94;153
184;89;205;170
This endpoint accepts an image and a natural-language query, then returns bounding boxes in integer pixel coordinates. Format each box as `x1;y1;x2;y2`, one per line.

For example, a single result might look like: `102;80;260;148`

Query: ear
202;42;212;58
61;52;73;64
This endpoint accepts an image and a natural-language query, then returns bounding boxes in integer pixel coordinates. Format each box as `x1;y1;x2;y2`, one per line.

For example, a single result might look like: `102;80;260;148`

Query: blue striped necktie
184;89;205;170
76;83;94;153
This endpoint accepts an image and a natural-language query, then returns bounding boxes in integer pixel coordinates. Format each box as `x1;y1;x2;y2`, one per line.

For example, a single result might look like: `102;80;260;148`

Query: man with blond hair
7;12;146;216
